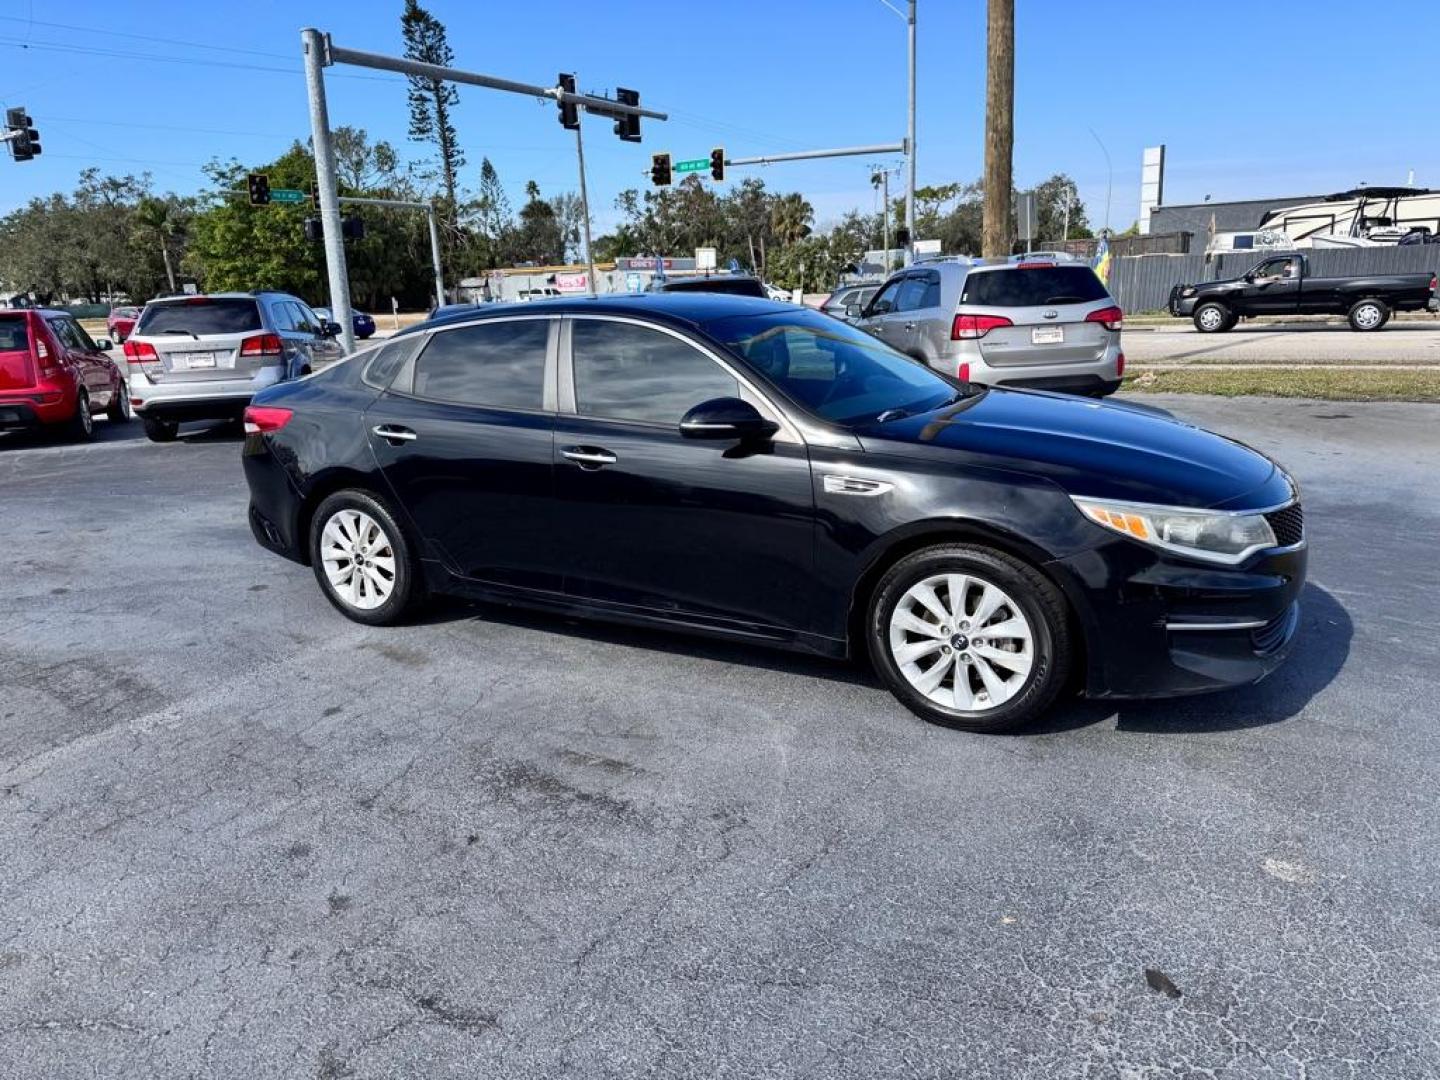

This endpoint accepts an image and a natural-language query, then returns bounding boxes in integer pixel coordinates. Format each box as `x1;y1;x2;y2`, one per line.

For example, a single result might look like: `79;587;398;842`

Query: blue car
314;307;376;340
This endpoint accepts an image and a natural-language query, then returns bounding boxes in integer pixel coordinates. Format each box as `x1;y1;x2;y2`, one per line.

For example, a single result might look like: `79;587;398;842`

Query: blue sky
3;0;1438;237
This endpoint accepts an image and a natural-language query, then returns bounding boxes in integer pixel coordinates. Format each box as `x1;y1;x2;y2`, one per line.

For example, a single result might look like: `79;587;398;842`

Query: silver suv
855;256;1124;395
125;291;344;442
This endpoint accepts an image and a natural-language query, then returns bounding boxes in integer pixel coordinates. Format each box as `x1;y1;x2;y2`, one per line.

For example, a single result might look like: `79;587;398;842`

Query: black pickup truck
1169;253;1438;332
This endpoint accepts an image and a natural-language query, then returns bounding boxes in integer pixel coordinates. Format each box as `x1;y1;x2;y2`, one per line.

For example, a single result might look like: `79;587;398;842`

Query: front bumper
1049;536;1308;698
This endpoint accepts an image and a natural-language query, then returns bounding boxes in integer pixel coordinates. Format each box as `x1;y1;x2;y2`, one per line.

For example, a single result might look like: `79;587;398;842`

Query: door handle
372;424;418;444
903;321;916;330
561;446;617;468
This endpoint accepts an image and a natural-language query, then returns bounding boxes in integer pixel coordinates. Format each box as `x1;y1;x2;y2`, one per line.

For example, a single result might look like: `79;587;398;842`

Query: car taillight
1117;352;1126;376
123;340;158;360
957;362;971;382
1086;305;1124;331
952;313;1013;339
1430;274;1438;293
1015;262;1054;269
239;333;284;357
243;406;293;434
31;334;61;379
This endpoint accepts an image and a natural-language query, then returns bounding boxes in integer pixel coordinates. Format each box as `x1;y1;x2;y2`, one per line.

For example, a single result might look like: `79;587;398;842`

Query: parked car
856;256;1125;396
124;291;343;443
516;288;562;302
654;274;768;299
820;284;880;323
314;306;377;340
0;308;130;441
107;305;142;343
763;282;792;302
1169;253;1440;332
241;294;1305;733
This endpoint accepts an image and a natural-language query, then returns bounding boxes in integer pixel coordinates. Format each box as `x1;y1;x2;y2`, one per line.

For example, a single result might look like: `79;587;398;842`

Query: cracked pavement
1;396;1437;1078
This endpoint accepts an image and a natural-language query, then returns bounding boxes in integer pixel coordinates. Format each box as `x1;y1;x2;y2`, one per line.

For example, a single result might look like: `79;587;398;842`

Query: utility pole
905;0;917;266
572;87;598;298
981;0;1014;258
301;28;356;354
873;168;892;270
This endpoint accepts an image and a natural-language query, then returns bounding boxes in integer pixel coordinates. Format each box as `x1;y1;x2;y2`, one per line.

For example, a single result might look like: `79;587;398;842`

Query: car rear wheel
309;491;422;626
106;381;132;423
1193;303;1232;333
141;416;178;442
867;544;1072;733
1347;298;1389;332
61;389;94;442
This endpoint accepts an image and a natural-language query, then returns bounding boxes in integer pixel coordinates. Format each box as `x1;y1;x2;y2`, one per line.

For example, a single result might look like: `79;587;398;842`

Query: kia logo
1043;309;1058;319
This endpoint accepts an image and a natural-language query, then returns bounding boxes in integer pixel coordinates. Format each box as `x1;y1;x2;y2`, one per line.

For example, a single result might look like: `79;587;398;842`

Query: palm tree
132;197;182;293
770;194;813;247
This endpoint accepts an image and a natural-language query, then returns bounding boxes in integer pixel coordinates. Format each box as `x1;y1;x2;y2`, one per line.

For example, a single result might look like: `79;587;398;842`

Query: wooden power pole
982;0;1014;257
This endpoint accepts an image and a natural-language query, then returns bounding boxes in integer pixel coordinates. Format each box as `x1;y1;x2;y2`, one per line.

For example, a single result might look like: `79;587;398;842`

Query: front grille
1264;502;1304;547
1251;604;1298;655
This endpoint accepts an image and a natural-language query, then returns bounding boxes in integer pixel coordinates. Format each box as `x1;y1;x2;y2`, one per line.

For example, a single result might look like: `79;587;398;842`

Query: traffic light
6;107;40;162
303;217;323;242
650;152;671;187
614;87;641;143
710;147;725;183
556;73;579;131
308;183;319;208
247;173;271;206
341;215;365;241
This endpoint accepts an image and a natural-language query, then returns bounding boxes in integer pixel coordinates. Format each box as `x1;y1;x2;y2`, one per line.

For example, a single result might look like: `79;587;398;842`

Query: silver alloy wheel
1353;302;1382;329
319;508;397;611
888;572;1035;712
118;383;131;420
1197;306;1225;331
78;392;92;435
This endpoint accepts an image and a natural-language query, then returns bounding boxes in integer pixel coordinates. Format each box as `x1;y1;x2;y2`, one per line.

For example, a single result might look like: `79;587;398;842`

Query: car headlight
1181;286;1197;297
1071;496;1277;565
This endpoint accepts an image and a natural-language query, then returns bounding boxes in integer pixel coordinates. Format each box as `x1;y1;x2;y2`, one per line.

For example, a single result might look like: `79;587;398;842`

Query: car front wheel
309;491;422;625
868;544;1073;733
1193;302;1233;333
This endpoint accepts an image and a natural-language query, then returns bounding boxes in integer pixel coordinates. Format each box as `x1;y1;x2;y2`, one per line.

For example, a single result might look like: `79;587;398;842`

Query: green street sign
270;188;308;204
673;159;709;173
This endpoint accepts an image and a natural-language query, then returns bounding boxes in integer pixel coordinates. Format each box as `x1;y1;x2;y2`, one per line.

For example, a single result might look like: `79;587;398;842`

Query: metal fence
1108;244;1440;313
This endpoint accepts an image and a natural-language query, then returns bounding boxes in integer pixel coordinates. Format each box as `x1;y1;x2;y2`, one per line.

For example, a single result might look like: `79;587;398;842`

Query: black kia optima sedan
241;294;1306;732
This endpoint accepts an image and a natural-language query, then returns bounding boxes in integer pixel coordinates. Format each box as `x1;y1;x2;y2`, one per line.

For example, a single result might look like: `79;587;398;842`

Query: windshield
706;308;965;425
137;298;261;336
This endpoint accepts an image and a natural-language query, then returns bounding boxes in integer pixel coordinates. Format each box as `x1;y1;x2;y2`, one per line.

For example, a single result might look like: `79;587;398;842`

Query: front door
1241;256;1302;314
366;316;563;592
553;316;815;636
862;276;908;351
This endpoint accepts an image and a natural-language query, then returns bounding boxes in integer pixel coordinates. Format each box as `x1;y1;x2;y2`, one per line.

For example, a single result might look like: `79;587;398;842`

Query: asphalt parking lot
1123;318;1440;366
2;395;1438;1079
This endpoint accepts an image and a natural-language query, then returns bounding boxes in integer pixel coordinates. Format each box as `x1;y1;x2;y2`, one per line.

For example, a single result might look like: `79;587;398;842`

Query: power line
0;39;401;83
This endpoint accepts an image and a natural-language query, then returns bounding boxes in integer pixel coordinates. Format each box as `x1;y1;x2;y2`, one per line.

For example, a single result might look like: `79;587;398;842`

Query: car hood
858;388;1284;509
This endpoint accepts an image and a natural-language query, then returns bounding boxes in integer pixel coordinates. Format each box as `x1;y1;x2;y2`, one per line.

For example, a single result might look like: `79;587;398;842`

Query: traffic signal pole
299;28;665;336
724;142;906;168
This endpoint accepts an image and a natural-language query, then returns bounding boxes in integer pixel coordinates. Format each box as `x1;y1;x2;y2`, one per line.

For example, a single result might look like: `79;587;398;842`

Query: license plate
182;352;217;369
1031;326;1064;345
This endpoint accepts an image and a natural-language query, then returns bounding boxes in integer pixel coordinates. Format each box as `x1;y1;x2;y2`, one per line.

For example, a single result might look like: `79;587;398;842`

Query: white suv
124;291;344;441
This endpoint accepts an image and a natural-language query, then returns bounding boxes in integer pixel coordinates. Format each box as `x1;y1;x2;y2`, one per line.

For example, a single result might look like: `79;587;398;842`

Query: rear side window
138;299;262;335
572;320;738;425
0;317;29;352
961;266;1109;307
364;335;425;390
410;319;549;409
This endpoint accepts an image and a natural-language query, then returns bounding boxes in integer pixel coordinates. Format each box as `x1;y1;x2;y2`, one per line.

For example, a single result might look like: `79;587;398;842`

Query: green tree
401;0;464;245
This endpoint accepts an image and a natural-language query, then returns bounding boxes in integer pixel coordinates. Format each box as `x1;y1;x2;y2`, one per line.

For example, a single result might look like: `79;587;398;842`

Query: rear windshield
0;317;29;352
663;278;767;297
137;299;262;335
961;266;1109;307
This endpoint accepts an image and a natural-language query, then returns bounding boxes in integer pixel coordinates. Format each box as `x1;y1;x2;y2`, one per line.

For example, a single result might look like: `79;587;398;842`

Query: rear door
48;315;109;403
365;315;563;591
964;265;1115;369
132;297;267;384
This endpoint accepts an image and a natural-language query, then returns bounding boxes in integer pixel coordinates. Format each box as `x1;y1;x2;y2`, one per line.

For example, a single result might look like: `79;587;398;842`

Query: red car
107;305;142;343
0;309;131;441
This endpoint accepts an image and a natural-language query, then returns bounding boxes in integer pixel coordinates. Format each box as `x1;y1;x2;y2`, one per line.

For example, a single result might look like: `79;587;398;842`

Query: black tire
1193;302;1233;333
1347;298;1389;332
867;544;1073;733
308;490;424;626
106;380;132;423
61;389;94;442
141;415;179;442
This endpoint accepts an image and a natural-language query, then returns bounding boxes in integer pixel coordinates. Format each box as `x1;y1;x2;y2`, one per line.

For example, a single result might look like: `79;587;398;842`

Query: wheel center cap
950;633;969;650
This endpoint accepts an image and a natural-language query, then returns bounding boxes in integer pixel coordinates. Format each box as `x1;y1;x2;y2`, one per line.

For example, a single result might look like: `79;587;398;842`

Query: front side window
572;320;738;425
291;303;321;335
708;308;959;426
410;319;549;410
868;278;904;314
894;276;931;312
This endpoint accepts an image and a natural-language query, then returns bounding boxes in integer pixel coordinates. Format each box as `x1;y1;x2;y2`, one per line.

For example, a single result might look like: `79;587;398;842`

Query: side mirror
844;302;862;318
321;320;342;338
1243;272;1256;283
679;397;778;442
96;338;114;351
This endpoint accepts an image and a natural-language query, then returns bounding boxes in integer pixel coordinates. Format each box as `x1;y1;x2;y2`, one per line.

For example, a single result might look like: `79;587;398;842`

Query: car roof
406;292;796;337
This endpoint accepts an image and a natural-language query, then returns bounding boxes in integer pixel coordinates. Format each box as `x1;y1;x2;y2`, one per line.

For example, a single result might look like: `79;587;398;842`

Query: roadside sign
270;189;307;204
1018;190;1037;242
555;272;589;293
625;272;642;293
673;158;708;173
695;247;717;271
